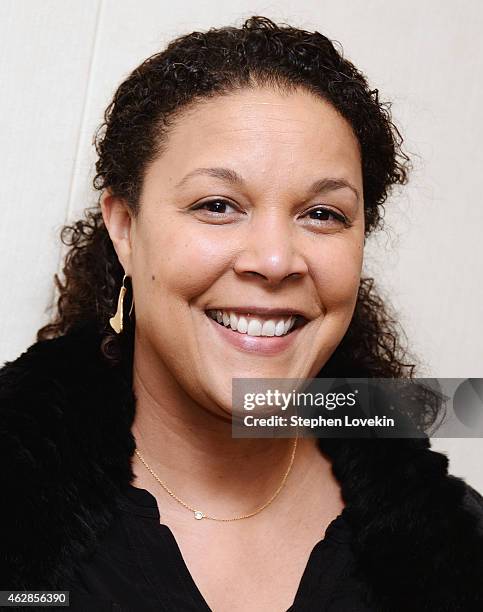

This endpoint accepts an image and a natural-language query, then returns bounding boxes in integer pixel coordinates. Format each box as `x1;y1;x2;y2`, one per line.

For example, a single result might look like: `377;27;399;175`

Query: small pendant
194;510;205;520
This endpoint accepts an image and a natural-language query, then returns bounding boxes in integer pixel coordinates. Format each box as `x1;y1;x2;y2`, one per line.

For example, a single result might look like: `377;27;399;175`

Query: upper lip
205;306;310;320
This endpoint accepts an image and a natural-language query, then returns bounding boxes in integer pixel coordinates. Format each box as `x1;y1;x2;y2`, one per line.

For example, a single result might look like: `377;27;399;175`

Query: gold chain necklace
134;436;298;521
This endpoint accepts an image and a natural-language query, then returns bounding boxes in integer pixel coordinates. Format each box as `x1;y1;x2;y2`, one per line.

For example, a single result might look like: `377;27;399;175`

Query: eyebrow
174;166;360;202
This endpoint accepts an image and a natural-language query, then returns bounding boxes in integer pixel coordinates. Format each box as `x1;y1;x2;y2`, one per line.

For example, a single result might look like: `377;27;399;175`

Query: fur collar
1;325;482;611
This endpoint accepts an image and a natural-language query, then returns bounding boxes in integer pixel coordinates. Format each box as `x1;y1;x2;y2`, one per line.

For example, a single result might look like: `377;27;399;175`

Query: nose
233;213;308;285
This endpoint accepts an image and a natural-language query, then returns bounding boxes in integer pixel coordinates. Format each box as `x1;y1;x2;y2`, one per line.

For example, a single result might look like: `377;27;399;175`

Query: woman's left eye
301;206;349;227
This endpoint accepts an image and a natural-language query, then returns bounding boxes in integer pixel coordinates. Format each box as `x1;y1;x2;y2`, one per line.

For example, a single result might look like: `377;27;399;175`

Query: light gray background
1;1;482;489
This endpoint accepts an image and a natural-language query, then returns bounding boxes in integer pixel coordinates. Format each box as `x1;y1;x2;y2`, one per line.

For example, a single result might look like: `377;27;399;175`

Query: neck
130;341;343;522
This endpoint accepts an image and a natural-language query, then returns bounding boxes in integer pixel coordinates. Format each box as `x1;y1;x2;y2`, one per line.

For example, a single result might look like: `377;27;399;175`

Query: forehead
147;86;362;188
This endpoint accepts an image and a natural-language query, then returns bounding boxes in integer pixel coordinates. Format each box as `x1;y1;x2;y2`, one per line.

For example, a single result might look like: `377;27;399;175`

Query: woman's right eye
191;198;239;216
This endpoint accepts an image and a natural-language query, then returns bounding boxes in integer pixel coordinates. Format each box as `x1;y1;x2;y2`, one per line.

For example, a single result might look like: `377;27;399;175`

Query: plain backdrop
1;1;482;490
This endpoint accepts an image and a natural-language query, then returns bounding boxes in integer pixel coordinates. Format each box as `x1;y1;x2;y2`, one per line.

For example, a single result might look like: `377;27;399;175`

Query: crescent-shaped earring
109;274;134;334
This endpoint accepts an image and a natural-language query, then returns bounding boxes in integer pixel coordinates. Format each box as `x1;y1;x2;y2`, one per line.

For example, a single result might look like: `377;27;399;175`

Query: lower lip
206;315;304;355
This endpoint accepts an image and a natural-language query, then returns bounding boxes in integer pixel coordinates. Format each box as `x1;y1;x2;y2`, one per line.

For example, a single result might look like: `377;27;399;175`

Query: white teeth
237;316;248;334
261;320;276;336
274;320;286;336
208;310;298;337
247;319;262;336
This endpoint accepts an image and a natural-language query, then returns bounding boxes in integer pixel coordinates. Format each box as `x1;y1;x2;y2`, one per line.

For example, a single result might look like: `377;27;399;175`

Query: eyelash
191;198;352;228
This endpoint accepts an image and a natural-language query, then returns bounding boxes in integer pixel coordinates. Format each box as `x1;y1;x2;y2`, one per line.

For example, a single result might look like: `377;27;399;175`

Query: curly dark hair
37;15;440;429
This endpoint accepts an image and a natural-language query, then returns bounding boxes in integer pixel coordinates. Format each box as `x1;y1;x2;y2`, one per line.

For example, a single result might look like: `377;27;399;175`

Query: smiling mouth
205;309;308;337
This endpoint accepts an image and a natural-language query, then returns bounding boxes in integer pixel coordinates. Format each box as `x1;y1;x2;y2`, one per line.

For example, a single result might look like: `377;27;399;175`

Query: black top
66;484;371;611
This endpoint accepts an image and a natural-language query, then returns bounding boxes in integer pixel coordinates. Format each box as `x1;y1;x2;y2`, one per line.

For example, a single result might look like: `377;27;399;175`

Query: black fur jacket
1;324;483;611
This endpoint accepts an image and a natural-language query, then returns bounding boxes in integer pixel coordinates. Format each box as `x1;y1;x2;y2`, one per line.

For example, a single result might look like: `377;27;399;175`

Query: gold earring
109;274;134;334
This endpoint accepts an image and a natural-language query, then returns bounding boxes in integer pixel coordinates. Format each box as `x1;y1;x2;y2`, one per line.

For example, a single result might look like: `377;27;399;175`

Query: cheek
136;227;235;302
310;238;362;311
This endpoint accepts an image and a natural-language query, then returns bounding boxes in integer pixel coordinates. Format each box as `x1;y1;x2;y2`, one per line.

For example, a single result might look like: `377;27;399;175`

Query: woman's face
105;86;364;417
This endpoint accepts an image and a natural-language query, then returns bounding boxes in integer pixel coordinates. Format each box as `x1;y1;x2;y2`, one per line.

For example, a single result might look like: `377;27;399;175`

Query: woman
1;15;482;612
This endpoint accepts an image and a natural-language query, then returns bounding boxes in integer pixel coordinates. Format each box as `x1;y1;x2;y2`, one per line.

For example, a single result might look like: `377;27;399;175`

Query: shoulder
0;326;113;474
1;325;105;399
0;327;136;590
0;329;95;487
0;325;132;433
0;325;134;474
324;438;483;610
461;480;483;530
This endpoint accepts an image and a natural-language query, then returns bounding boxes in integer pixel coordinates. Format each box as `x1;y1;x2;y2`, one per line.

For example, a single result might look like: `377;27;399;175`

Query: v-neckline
120;484;351;611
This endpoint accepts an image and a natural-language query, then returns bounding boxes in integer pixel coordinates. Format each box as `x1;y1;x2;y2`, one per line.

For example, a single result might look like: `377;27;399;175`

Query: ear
100;189;134;274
